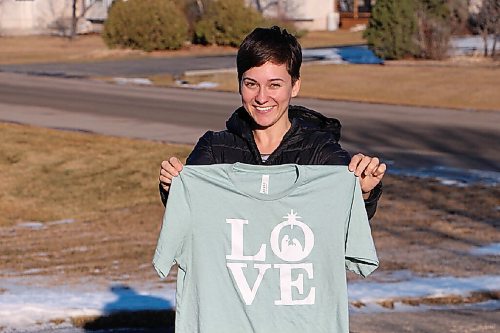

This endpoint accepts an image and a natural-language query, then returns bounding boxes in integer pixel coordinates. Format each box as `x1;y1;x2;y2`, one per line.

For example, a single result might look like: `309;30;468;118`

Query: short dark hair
237;26;302;86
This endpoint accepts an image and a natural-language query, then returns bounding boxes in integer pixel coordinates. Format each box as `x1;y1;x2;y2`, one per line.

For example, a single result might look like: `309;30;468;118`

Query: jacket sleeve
159;131;215;206
318;140;383;220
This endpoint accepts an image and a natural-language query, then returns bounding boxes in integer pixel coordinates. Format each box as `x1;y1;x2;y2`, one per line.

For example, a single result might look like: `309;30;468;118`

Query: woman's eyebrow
242;77;285;82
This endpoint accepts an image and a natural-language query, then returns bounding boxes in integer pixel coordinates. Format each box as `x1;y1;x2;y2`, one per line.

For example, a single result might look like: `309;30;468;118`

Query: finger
169;156;184;172
159;164;175;180
363;157;380;177
372;163;387;178
348;153;364;172
159;170;173;184
355;156;372;177
163;160;180;177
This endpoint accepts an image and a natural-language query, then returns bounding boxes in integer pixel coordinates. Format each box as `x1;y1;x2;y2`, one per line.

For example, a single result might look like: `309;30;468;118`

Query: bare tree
469;0;500;57
70;0;100;39
250;0;280;14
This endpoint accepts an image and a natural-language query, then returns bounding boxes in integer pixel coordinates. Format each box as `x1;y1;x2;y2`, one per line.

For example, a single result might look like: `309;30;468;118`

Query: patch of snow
0;280;175;331
388;165;500;187
1;273;498;330
449;35;497;56
302;48;344;63
348;274;500;312
47;219;76;226
113;77;153;86
17;222;45;230
349;24;367;32
22;268;44;275
470;243;500;256
175;80;219;89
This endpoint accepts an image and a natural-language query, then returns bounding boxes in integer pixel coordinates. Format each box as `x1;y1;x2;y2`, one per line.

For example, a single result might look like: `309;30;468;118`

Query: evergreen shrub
103;0;189;51
364;0;418;59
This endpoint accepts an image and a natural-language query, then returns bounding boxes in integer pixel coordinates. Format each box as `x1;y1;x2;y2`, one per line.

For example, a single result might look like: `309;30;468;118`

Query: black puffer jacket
160;105;382;219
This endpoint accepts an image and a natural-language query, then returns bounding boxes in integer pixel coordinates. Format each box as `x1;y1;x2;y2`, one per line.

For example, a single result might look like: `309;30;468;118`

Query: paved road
1;72;499;172
0;54;237;77
0;49;331;78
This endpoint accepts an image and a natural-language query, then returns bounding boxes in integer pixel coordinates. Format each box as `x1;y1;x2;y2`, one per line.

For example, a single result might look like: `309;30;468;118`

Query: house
0;0;113;36
337;0;374;29
247;0;377;31
0;0;376;36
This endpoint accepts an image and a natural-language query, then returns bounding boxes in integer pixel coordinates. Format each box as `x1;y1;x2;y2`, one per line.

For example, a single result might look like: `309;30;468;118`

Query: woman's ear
291;78;301;98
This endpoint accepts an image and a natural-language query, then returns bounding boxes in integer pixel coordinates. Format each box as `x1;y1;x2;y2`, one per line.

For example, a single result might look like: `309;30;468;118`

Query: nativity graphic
226;210;316;305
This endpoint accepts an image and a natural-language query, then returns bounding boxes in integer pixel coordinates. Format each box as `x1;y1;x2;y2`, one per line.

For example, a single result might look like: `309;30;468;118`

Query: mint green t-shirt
153;163;378;333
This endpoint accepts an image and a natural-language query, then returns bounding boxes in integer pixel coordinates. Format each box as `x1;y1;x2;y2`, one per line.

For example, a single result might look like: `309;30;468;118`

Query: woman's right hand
159;157;184;191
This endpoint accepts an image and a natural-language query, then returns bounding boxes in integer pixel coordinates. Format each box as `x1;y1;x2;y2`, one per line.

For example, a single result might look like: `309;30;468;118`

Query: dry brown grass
0;30;364;65
0;35;137;64
300;62;500;111
0;122;191;226
0;122;498;283
298;30;365;48
0;35;238;65
162;62;500;111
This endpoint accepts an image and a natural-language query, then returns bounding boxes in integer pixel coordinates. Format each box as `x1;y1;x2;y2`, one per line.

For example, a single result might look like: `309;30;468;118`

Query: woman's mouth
255;106;274;112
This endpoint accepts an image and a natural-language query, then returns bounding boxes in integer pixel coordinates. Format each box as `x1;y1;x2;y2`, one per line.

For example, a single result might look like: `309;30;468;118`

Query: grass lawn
0;122;191;226
151;62;500;111
1;122;499;283
0;30;363;65
299;30;365;48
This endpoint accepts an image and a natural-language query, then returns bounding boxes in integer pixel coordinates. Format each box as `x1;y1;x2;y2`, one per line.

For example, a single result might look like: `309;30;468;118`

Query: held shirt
153;163;378;333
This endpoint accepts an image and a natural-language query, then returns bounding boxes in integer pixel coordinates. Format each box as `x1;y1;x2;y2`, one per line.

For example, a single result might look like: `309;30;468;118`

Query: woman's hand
159;157;184;192
348;153;386;198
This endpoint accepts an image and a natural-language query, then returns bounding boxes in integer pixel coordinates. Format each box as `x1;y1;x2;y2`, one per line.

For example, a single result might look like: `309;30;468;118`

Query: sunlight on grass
0;123;192;226
0;30;364;65
299;30;365;48
162;63;500;111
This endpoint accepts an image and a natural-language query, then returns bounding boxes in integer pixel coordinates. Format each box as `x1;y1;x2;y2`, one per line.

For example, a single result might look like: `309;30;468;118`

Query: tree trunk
492;33;498;58
71;0;77;39
254;0;263;13
196;0;204;15
482;31;489;57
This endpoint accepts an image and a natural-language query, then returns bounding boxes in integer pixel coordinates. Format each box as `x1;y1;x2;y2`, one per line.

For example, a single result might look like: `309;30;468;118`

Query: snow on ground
0;272;499;331
349;273;499;305
387;165;500;187
470;243;500;256
0;279;175;332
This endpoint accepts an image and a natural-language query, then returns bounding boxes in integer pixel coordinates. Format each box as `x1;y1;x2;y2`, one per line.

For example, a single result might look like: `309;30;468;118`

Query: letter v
227;263;271;305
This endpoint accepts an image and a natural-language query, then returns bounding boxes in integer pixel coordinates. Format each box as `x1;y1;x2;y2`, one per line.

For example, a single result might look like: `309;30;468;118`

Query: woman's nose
255;87;268;104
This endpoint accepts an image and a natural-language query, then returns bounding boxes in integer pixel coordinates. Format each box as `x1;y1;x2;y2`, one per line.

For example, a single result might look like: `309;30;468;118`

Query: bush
193;0;265;47
102;0;189;51
364;0;418;60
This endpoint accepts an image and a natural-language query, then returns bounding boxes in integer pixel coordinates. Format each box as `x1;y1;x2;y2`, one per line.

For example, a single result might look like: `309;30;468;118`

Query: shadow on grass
82;285;175;332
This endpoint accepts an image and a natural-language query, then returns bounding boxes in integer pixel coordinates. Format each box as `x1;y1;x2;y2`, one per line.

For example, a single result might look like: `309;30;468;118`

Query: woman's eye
245;81;256;88
270;83;281;89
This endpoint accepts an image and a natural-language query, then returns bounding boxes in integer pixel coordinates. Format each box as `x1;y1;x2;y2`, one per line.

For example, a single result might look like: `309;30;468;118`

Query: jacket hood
226;105;341;142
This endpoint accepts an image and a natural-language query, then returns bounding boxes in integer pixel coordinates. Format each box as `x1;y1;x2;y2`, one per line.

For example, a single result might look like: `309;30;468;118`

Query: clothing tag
260;175;270;194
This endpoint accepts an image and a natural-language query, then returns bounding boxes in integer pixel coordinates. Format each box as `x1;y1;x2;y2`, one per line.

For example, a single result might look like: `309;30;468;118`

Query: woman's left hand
348;153;387;198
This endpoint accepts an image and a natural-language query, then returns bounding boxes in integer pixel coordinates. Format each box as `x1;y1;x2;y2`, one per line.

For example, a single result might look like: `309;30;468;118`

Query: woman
159;26;386;218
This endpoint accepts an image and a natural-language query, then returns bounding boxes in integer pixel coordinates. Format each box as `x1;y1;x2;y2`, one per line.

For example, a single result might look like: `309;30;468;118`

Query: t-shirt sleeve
345;177;379;277
153;173;192;279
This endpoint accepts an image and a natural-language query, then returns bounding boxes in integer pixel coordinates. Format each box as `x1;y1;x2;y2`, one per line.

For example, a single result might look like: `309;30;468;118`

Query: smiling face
240;61;301;132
